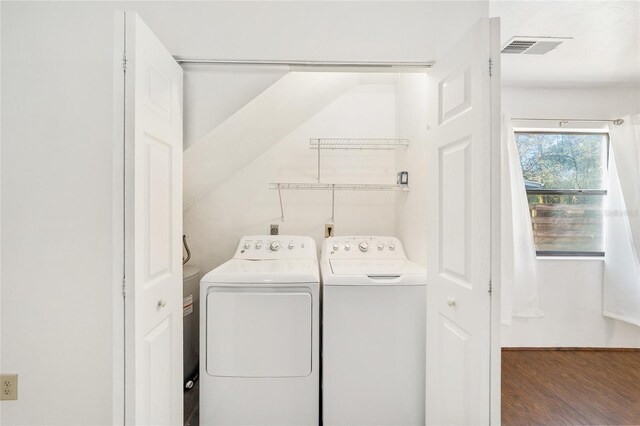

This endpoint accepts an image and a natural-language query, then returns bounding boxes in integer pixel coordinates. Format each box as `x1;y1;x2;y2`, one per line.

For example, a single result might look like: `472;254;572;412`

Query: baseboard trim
502;347;640;352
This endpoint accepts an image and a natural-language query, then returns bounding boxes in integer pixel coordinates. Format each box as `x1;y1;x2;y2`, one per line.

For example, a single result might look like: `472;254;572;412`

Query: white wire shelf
270;182;409;222
309;138;409;150
269;183;410;191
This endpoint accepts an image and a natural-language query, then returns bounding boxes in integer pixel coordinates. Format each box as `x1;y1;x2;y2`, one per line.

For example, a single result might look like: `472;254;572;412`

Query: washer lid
201;258;319;284
323;259;427;286
330;259;425;276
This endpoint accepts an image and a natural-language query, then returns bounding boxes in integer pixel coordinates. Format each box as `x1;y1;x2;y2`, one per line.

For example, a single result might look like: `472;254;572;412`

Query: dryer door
206;287;312;378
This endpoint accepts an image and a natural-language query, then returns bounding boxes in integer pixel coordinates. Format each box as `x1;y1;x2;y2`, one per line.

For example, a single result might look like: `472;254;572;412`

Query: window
515;132;609;256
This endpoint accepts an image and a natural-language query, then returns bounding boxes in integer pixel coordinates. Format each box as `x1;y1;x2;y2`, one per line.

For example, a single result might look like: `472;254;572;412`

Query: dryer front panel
206;287;312;378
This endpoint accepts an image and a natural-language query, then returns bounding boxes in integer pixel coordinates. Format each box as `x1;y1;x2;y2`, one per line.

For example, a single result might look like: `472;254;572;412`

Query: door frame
111;13;502;425
112;10;126;426
489;16;502;426
424;16;501;425
113;10;185;425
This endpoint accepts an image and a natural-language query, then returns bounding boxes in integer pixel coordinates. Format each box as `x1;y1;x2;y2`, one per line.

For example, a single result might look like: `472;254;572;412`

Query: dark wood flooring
502;349;640;425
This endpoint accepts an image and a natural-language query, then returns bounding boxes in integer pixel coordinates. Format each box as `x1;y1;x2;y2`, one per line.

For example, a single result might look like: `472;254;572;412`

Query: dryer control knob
255;242;262;249
358;242;369;252
333;244;339;251
388;243;396;251
377;242;385;251
243;242;251;249
270;241;280;251
288;241;295;249
344;244;351;251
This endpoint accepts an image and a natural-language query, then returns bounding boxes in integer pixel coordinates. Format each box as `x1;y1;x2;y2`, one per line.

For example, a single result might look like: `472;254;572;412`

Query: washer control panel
322;236;405;259
234;235;317;260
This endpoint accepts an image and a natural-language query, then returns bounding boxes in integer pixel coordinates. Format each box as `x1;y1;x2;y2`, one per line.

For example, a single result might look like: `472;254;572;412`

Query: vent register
501;36;571;55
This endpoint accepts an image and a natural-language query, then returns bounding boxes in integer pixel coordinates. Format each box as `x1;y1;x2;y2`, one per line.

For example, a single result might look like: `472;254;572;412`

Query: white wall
169;0;487;152
184;78;399;274
134;1;488;65
183;66;287;150
183;72;361;210
1;2;488;424
501;84;640;348
1;2;115;424
395;74;429;267
503;259;640;347
503;84;640;120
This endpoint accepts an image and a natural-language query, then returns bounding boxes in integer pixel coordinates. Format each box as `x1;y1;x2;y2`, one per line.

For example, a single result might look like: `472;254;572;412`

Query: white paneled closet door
426;17;500;425
122;12;184;425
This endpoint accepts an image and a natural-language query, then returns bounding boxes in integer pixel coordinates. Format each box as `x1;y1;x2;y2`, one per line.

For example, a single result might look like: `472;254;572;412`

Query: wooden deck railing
529;202;603;252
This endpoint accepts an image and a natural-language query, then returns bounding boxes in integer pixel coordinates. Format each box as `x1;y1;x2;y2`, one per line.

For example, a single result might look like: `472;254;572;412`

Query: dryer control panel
234;235;317;260
322;236;406;260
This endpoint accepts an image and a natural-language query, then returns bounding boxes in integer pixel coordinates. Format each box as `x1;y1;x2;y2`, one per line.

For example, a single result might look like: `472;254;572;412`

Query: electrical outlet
270;224;279;235
1;374;18;400
325;224;334;238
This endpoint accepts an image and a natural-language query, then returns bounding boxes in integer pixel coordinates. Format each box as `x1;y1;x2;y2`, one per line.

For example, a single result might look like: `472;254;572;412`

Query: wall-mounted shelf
310;138;410;182
270;183;409;222
271;137;411;222
270;183;409;191
309;138;409;150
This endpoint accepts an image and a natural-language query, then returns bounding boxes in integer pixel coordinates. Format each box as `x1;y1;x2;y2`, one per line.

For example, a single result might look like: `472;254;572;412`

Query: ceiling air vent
501;36;571;55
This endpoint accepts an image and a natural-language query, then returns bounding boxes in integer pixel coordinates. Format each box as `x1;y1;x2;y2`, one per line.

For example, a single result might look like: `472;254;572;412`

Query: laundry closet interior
183;67;430;425
116;11;497;426
183;68;428;283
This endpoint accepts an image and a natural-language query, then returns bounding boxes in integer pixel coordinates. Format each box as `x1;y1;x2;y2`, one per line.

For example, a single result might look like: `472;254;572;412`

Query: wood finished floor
502;350;640;425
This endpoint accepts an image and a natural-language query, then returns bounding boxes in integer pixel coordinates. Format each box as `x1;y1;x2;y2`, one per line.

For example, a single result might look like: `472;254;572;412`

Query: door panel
123;12;184;425
439;67;472;124
146;133;172;279
439;315;471;425
143;318;173;426
439;136;472;285
426;18;500;425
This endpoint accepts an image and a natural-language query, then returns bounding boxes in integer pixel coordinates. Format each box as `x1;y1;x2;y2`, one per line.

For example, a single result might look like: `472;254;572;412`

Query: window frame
514;131;610;257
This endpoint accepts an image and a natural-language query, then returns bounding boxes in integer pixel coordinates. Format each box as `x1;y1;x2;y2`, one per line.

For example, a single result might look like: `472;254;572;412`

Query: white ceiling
491;1;640;86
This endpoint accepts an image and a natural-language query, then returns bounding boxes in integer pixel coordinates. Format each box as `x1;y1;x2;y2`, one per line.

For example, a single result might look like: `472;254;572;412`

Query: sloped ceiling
183;66;287;150
492;0;640;86
183;72;359;210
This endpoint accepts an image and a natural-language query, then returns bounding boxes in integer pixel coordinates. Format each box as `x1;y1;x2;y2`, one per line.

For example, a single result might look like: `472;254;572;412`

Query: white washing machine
200;235;319;426
321;236;427;426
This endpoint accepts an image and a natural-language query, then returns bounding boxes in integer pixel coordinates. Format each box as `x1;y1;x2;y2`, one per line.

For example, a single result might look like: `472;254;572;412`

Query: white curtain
501;115;543;325
604;114;640;327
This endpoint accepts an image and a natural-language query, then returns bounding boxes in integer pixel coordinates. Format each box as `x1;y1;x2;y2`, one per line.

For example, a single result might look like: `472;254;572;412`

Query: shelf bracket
277;184;285;222
331;184;335;222
316;139;321;183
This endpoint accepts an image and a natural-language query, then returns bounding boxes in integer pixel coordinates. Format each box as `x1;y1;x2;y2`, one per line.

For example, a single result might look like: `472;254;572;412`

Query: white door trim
425;17;500;425
489;16;502;426
110;13;503;425
112;10;126;426
122;12;184;424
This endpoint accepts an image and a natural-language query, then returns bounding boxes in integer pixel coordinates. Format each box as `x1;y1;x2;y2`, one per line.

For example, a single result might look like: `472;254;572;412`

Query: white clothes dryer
321;236;427;426
200;235;319;426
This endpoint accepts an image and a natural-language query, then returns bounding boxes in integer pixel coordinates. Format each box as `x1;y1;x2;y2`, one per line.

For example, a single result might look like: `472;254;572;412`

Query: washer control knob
270;241;280;251
344;244;351;251
358;242;369;252
333;244;339;251
255;242;262;249
288;241;295;249
243;242;251;249
388;243;395;251
377;242;385;251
